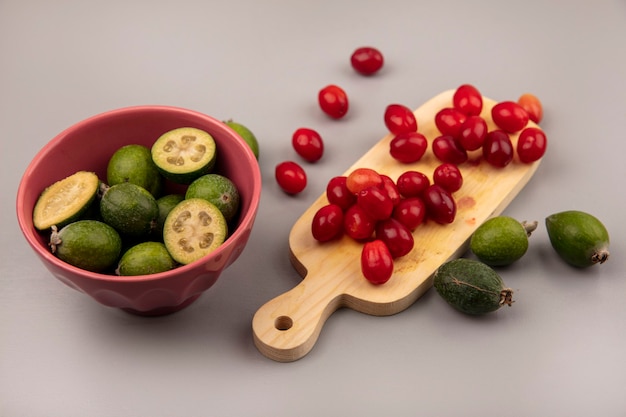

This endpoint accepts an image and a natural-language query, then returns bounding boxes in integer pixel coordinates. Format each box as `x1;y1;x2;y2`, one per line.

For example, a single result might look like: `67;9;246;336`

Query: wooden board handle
252;241;440;362
252;259;345;362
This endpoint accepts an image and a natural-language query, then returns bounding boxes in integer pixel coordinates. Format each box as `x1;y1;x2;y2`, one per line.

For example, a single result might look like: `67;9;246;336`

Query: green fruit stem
49;225;61;253
591;247;610;264
99;182;110;198
450;277;515;307
521;220;538;237
500;288;515;307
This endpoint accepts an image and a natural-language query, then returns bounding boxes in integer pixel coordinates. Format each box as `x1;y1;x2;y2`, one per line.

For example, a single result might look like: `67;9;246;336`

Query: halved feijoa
545;210;610;268
163;198;227;265
50;220;122;272
433;258;514;315
116;241;176;276
151;127;217;184
107;144;163;197
33;171;100;230
100;183;159;237
185;174;240;222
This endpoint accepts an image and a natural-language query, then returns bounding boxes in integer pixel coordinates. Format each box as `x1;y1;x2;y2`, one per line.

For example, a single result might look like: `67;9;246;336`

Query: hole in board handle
274;316;293;331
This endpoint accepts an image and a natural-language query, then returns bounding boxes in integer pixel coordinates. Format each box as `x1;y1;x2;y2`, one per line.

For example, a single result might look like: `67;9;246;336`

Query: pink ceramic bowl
16;106;261;316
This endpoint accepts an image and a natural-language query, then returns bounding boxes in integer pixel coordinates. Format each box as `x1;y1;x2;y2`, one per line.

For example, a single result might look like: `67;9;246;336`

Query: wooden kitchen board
252;89;543;362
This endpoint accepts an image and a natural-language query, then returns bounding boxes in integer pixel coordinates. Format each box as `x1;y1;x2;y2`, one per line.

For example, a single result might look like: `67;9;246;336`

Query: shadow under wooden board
253;89;543;362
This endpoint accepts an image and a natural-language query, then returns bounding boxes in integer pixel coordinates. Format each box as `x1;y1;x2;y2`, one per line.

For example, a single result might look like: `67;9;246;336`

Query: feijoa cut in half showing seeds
470;216;537;266
151;127;217;184
100;183;159;237
185;174;241;222
107;144;163;197
49;220;122;273
163;198;228;265
116;241;176;276
433;258;514;315
33;171;100;230
545;210;610;268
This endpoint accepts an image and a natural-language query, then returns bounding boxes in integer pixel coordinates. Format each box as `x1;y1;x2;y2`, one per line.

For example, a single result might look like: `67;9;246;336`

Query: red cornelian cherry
275;161;307;194
517;93;543;124
384;104;417;135
396;171;430;198
389;132;428;163
435;107;467;138
423;184;457;224
433;163;463;193
350;46;384;75
343;204;376;240
375;218;414;258
517;127;547;163
453;84;483;116
326;176;356;210
491;101;529;133
357;186;394;221
457;115;488;151
318;84;349;119
483;130;514;167
432;135;468;165
392;197;426;231
292;128;324;162
361;240;394;285
380;175;401;207
346;168;383;194
311;204;344;242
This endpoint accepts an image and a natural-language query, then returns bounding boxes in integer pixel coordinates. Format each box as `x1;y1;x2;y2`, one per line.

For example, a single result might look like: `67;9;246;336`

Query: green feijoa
163;198;227;265
224;120;259;160
151;127;217;184
545;210;610;268
50;220;122;273
100;183;159;237
154;194;185;236
470;216;537;266
33;171;100;230
433;258;514;315
116;241;176;276
107;144;163;197
185;174;240;222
